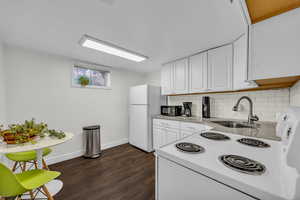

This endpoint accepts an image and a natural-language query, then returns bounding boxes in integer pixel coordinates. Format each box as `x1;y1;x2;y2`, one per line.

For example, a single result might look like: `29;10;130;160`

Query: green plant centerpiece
0;119;66;144
78;76;90;86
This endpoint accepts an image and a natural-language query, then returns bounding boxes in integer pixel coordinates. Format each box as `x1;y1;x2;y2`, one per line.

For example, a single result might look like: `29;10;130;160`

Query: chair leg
33;161;38;169
41;185;54;200
42;159;49;170
22;162;27;172
12;162;18;172
29;190;35;200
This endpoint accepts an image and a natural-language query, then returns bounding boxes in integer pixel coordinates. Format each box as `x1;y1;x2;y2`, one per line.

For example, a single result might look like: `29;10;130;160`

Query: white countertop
156;131;289;200
0;132;73;153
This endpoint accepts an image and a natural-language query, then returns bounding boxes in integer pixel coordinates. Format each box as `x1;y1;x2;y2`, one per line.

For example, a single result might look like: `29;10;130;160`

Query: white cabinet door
173;58;189;94
233;34;257;90
159;129;166;148
208;44;233;92
153;127;160;150
189;52;208;93
165;129;179;145
154;128;165;149
161;63;173;95
153;119;181;149
249;10;300;80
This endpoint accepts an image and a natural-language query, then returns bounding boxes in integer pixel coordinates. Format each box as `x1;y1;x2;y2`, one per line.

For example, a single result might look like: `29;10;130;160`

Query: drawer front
159;119;180;129
153;119;180;128
181;122;210;132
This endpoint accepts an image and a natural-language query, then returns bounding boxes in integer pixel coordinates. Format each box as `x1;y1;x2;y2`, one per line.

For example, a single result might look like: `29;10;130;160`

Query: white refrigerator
129;84;164;152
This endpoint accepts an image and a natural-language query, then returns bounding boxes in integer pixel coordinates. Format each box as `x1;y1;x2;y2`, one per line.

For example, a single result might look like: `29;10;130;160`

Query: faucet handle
250;115;259;122
232;105;238;111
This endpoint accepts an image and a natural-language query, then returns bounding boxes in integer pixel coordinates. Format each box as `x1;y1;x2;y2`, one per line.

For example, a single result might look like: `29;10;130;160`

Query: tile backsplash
168;89;290;122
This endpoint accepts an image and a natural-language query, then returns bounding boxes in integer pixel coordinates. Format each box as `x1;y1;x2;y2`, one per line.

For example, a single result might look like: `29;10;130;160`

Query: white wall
143;70;161;86
0;41;7;165
4;46;144;164
0;41;5;125
290;80;300;107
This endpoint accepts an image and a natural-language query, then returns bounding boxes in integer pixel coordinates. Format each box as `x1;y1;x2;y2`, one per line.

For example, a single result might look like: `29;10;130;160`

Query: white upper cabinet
233;34;257;90
189;52;208;93
173;58;189;94
208;44;233;91
249;9;300;80
161;63;173;95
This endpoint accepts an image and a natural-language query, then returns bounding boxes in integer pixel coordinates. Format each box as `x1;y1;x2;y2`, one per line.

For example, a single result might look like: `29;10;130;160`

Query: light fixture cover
79;35;148;62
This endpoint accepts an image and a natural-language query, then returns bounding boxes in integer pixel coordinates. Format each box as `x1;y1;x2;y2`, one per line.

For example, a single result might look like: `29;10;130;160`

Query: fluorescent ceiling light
79;35;148;62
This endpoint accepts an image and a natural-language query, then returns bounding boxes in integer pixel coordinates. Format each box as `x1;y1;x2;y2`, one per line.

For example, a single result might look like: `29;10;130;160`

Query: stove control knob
283;115;288;121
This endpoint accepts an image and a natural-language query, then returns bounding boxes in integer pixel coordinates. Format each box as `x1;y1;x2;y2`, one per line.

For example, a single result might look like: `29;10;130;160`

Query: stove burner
200;132;230;141
219;155;266;175
175;142;205;153
237;138;270;148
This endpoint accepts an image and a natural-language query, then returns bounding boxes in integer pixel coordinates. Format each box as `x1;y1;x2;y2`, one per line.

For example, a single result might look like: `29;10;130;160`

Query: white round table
0;132;73;199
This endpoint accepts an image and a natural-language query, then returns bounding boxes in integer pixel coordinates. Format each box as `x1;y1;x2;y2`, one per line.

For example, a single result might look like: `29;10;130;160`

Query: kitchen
0;0;300;200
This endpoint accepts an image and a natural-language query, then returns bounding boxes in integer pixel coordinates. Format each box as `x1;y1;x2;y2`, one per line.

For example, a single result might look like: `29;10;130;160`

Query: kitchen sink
211;121;260;129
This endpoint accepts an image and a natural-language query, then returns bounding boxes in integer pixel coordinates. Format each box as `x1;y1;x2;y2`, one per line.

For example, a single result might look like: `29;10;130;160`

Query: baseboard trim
46;150;84;165
102;138;129;150
46;138;129;165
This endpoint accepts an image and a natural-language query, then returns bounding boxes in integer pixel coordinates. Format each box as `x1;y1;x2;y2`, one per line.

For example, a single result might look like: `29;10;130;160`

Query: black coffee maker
182;102;192;117
202;96;210;118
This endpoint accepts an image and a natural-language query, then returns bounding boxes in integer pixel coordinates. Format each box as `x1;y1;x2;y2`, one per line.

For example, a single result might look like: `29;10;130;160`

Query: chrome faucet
232;96;259;124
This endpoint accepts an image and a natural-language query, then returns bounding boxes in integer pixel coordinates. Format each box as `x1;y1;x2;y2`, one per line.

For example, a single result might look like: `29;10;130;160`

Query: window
72;65;111;89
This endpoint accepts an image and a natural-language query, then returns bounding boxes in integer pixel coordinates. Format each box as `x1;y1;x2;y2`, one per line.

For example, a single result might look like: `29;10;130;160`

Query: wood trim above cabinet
255;76;300;87
245;0;300;24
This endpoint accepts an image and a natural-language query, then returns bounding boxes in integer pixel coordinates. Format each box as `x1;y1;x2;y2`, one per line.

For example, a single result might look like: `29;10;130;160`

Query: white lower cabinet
153;127;160;150
154;128;179;149
153;119;211;150
156;156;256;200
164;128;179;144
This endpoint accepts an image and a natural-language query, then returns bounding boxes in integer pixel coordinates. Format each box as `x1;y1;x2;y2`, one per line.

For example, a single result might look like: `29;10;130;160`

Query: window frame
71;63;112;90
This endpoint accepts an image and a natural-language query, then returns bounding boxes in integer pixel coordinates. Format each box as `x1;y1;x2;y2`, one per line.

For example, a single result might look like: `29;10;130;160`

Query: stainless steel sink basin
211;121;260;129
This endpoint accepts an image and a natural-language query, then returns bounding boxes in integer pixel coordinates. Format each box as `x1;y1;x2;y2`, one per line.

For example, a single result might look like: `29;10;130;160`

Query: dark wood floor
50;144;155;200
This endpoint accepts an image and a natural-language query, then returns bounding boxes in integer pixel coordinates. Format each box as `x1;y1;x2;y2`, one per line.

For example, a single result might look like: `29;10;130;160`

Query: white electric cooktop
156;131;287;200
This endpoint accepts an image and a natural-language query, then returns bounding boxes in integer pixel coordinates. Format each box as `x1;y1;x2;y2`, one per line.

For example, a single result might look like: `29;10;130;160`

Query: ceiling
0;0;245;73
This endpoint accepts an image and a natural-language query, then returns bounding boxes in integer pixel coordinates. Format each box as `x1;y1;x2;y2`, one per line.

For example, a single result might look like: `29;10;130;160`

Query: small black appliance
161;106;182;116
202;96;210;118
182;102;192;117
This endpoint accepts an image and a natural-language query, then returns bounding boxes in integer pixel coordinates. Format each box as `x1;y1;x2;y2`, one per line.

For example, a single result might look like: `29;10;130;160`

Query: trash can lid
83;125;100;131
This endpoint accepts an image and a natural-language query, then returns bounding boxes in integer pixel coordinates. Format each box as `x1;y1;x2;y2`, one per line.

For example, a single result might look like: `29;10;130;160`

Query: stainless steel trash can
83;125;101;158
